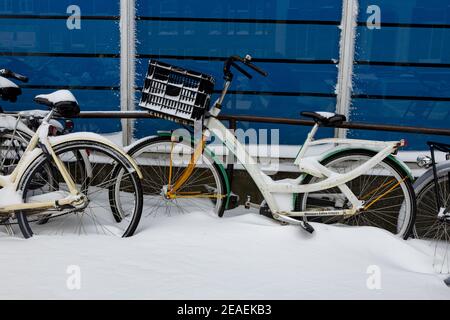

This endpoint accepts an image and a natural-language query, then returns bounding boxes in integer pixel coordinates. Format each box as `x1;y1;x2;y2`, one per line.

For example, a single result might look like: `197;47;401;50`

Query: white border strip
335;0;359;139
120;0;136;146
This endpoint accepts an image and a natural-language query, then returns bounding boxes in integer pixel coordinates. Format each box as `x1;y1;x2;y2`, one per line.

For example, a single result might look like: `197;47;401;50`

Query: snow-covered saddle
34;90;80;118
301;111;346;126
0;76;21;102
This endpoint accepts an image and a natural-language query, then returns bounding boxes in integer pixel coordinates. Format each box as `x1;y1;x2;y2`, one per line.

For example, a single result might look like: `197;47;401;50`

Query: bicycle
131;55;416;238
416;142;450;273
0;84;143;238
0;69;72;176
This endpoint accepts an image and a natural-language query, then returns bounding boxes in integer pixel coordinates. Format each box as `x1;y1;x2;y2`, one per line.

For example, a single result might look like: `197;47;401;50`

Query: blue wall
1;0;449;149
351;0;450;148
0;0;121;133
134;0;341;142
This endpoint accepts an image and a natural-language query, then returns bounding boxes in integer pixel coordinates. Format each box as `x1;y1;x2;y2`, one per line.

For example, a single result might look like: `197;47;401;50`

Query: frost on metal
335;0;359;138
120;0;136;146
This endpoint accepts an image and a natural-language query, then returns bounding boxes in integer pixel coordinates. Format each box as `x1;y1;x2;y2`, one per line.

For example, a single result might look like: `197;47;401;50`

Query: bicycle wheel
0;129;31;175
415;175;450;273
16;140;143;238
126;135;226;218
296;149;416;239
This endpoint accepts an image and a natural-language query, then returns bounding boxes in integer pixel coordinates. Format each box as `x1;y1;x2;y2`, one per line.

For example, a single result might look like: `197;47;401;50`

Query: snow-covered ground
0;207;448;300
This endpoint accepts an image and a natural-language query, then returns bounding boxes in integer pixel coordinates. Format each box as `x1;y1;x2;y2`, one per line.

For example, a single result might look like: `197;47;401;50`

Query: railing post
335;0;359;139
120;0;136;146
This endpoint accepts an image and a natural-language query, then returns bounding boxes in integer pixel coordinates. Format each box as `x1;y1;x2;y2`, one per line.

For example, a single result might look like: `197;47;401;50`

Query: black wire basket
139;60;215;126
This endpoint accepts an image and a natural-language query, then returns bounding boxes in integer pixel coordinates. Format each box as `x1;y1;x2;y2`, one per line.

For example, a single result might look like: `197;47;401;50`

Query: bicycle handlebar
223;55;268;80
0;69;29;83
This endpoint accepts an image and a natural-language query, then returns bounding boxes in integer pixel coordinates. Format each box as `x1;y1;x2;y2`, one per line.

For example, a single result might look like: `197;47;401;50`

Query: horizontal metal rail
72;111;450;137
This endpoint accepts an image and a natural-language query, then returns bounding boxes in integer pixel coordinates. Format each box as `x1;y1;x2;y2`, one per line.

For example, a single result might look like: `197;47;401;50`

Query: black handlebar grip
245;62;268;77
0;69;29;82
13;72;29;83
232;62;252;79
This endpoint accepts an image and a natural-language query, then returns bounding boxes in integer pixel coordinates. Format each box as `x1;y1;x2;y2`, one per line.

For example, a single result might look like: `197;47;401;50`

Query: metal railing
74;111;450;137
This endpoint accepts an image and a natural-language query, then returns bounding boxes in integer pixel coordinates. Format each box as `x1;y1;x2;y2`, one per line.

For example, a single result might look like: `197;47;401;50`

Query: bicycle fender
318;147;414;181
413;160;450;192
48;132;143;179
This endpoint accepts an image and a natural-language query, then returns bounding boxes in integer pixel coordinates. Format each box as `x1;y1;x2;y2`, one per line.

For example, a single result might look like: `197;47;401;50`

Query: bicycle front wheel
296;149;416;239
127;135;227;218
16;140;143;238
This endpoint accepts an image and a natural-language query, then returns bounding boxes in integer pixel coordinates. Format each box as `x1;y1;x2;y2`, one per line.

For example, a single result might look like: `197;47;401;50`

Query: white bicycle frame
205;81;405;222
0;110;83;213
0;111;142;214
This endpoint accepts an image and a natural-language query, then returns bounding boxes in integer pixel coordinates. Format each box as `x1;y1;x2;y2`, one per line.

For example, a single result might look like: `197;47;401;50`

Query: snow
315;111;336;119
0;114;35;136
35;90;78;104
0;76;18;89
0;207;448;299
0;176;23;208
0;184;23;207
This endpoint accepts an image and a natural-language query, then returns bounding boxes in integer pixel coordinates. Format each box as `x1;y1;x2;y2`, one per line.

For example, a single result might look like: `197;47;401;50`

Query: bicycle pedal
445;277;450;287
300;220;315;234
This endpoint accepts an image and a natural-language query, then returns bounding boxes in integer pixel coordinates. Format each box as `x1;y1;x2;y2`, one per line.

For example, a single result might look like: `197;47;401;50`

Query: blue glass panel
136;0;342;21
137;21;340;60
348;130;449;151
0;56;119;86
354;65;450;98
356;26;450;63
1;89;121;133
135;117;334;145
348;98;450;150
136;59;337;94
135;94;336;143
358;0;450;25
0;19;119;54
0;0;119;16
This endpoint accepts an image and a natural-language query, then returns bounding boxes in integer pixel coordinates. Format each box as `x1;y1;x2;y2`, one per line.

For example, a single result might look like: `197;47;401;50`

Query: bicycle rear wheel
16;140;143;238
296;149;416;239
126;135;227;218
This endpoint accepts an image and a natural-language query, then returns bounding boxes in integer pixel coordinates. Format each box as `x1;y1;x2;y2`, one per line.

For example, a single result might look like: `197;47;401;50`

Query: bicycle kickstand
273;214;315;234
301;217;315;234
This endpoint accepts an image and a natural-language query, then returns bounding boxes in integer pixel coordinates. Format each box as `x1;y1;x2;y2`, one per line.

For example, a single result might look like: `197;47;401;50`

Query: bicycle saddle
34;90;80;118
0;76;21;102
301;111;346;126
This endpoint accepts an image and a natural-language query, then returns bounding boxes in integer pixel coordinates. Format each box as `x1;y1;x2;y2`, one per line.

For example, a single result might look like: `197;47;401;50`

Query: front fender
48;132;143;179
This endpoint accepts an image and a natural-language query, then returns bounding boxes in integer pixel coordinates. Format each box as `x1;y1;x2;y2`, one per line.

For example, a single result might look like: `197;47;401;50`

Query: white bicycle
132;56;416;239
0;81;143;238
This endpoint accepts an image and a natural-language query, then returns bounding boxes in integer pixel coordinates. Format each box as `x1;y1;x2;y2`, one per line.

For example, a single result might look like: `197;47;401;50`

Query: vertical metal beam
120;0;136;146
335;0;359;139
